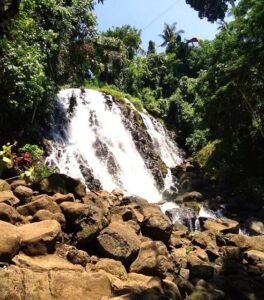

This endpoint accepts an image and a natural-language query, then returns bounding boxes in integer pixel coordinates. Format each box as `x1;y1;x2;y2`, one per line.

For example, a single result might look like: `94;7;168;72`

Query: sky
95;0;220;51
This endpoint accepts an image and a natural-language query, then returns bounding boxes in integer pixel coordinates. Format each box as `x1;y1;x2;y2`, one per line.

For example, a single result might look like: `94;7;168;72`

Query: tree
147;40;156;55
159;22;184;54
185;0;236;22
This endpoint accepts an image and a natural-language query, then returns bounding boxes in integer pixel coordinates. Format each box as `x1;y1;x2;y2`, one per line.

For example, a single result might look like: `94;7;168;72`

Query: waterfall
46;89;183;202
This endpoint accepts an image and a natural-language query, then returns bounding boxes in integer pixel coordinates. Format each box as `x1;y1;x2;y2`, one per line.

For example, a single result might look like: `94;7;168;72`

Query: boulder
18;220;61;255
49;270;113;300
53;192;75;204
0;202;23;224
187;279;225;300
169;229;191;248
130;240;172;278
204;218;239;234
97;221;140;263
112;272;163;299
0;190;20;205
62;201;109;246
39;173;86;198
244;250;264;265
13;185;34;203
17;194;61;216
192;231;219;260
12;252;83;271
0;221;20;261
245;218;264;235
171;248;188;269
31;209;66;226
175;191;203;204
227;234;264;252
0;266;112;300
141;204;172;242
0;179;11;191
10;179;27;190
66;248;90;267
95;258;127;280
187;248;214;279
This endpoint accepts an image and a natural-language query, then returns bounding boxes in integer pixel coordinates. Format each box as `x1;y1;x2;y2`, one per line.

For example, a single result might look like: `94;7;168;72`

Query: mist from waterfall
46;89;183;202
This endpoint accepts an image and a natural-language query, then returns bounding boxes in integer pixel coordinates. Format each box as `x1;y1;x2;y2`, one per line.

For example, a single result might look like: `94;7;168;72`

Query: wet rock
130;240;172;278
13;185;34;203
0;221;20;261
18;220;61;255
204;218;239;234
0;203;23;224
141;204;172;243
175;191;203;204
97;221;140;263
166;207;196;230
95;258;127;280
0;190;20;206
245;218;264;235
0;179;11;191
39;173;86;198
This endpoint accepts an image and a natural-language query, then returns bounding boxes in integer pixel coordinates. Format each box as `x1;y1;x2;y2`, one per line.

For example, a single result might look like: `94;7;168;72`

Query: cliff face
1;176;264;300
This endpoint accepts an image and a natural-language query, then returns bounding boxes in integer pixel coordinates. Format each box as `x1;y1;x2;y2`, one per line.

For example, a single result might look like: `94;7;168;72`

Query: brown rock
0;202;23;224
49;270;113;300
192;231;219;260
66;249;90;267
227;234;264;252
0;221;20;261
0;190;20;206
130;240;172;278
10;179;27;190
0;179;11;191
60;202;88;220
244;250;264;265
204;218;239;234
187;279;225;300
175;191;203;203
17;194;61;216
162;279;182;300
187;248;214;279
141;204;172;242
0;266;112;300
39;173;86;198
112;272;163;298
13;185;34;203
12;252;83;271
18;220;61;255
170;229;191;248
97;221;140;263
32;209;53;221
95;258;127;280
53;193;75;204
171;248;188;269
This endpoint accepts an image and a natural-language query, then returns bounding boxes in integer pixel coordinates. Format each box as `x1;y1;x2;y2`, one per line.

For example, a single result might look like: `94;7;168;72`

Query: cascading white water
46;89;183;202
140;113;183;168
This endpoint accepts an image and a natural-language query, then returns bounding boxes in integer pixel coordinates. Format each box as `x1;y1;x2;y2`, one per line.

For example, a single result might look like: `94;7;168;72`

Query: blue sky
95;0;219;51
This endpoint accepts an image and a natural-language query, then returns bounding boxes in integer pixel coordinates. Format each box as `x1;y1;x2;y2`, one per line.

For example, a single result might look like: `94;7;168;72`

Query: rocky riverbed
0;175;264;300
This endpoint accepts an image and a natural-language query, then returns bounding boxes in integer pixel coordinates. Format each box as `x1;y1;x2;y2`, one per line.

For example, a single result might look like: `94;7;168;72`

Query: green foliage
19;144;44;160
22;162;54;183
